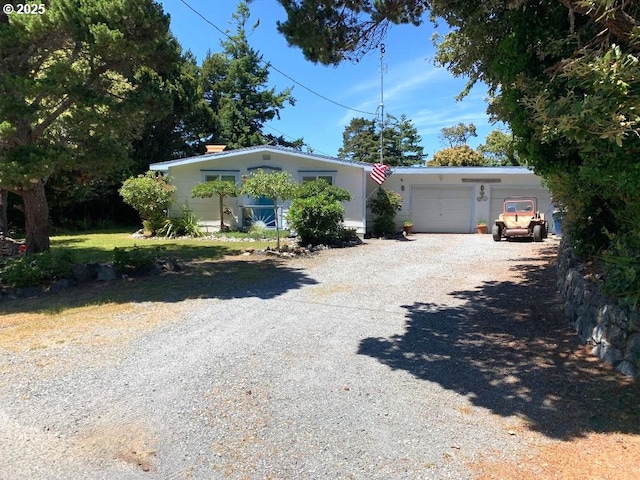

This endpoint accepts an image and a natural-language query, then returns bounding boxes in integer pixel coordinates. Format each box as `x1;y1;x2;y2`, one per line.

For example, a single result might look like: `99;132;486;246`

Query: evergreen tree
338;114;424;166
47;50;210;230
385;114;425;165
0;0;179;252
338;118;378;163
200;2;301;149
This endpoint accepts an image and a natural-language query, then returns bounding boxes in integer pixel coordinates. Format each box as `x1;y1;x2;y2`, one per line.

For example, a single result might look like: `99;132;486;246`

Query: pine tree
200;2;300;149
338;114;424;166
0;0;179;252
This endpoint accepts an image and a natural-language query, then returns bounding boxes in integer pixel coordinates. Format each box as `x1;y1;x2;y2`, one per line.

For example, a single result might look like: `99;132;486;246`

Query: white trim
372;165;536;175
150;145;367;172
361;169;367;232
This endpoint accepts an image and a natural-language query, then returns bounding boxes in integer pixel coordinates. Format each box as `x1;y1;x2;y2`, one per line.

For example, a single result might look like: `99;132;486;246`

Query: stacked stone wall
557;238;640;378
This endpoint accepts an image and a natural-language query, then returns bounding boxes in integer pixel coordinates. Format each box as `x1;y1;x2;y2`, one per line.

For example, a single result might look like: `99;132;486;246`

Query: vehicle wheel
542;222;548;239
533;224;543;242
492;224;502;242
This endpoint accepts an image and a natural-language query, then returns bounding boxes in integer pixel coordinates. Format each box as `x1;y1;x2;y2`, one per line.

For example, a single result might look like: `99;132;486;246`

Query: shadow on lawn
358;246;640;440
1;256;318;315
50;239;238;264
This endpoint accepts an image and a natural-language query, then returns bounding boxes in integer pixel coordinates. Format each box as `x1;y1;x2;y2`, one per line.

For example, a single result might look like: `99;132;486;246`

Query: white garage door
411;186;473;233
490;186;553;224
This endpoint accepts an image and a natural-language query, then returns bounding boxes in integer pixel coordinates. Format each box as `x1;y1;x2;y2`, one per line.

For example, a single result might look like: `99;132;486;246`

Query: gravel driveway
1;234;563;479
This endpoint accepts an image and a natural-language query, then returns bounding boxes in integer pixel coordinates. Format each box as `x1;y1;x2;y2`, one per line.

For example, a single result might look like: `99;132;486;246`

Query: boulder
592;344;624;367
72;264;93;283
50;279;70;293
616;360;638;378
626;333;640;361
96;264;117;281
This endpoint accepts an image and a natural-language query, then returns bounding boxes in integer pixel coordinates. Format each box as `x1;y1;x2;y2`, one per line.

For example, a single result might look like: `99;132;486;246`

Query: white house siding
168;159;245;233
366;167;552;234
154;149;553;237
164;150;366;234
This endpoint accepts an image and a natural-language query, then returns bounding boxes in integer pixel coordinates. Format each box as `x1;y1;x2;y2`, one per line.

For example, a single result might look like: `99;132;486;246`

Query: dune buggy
492;197;547;242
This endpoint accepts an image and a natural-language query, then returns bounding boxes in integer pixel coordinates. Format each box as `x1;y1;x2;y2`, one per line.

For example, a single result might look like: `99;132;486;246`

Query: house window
301;174;334;185
203;173;237;184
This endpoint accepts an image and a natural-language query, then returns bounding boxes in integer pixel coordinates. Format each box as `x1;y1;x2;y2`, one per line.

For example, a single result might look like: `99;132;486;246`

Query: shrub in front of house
372;215;397;237
158;206;203;238
119;171;176;235
368;188;402;237
288;196;345;245
339;227;359;243
287;179;353;246
0;250;76;288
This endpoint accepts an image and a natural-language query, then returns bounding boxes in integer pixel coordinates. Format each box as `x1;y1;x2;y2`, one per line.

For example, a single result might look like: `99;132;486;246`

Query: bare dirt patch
79;422;157;473
474;432;640;480
463;245;640;479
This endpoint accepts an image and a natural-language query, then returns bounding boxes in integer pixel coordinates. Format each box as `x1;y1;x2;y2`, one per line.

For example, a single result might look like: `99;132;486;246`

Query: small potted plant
403;219;414;235
476;218;488;234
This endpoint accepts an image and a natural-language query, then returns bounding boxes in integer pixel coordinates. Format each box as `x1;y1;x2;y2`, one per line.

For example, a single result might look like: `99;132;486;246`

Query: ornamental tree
191;180;240;232
241;170;297;250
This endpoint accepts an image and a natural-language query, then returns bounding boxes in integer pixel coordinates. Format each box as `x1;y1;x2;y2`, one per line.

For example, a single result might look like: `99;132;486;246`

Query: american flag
369;163;390;185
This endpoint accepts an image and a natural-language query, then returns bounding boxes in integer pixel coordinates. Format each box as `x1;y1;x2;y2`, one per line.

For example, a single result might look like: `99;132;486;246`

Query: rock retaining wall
1;257;180;301
557;238;640;379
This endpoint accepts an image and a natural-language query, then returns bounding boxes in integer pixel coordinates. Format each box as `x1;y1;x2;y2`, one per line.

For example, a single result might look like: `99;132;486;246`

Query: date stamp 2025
3;3;46;15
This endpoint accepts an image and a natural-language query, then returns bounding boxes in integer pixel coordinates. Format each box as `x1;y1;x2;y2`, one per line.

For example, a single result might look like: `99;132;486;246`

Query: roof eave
149;145;367;171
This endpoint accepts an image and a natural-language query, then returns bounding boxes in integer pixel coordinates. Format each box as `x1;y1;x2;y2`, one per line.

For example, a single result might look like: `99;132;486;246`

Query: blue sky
158;0;503;160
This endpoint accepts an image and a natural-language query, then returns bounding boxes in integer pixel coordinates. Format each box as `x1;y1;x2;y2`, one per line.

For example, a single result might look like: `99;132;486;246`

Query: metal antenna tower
379;43;386;165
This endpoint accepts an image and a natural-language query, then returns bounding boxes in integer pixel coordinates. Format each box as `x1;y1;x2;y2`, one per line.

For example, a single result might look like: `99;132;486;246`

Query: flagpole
367;43;388;205
379;43;385;166
366;187;380;202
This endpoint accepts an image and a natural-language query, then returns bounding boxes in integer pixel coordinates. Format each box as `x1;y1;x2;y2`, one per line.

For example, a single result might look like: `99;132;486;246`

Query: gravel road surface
0;234;562;479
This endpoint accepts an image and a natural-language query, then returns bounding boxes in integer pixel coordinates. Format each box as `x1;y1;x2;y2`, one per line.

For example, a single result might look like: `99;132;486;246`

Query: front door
249;196;276;228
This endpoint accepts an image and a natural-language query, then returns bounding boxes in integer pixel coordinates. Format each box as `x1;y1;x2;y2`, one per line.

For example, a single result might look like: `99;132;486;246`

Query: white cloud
335;57;450;128
384;62;448;103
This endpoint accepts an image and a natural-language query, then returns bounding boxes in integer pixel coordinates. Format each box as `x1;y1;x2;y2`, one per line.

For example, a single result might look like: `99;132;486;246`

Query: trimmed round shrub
287;180;353;246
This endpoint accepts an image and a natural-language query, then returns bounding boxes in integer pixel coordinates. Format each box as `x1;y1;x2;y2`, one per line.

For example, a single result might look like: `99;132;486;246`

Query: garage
411;186;474;233
489;186;553;224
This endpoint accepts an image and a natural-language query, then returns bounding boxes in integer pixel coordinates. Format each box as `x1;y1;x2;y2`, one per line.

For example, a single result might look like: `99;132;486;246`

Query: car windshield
504;200;534;213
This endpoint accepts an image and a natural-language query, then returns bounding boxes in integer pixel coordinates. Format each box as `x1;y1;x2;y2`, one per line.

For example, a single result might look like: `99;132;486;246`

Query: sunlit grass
0;230;291;321
49;231;277;264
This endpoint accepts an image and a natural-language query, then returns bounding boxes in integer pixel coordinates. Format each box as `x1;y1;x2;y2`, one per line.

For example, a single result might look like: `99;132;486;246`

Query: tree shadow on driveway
358;247;640;440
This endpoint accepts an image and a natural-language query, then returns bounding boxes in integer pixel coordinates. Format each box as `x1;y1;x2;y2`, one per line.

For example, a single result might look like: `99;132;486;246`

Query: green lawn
50;230;279;264
1;230;299;316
